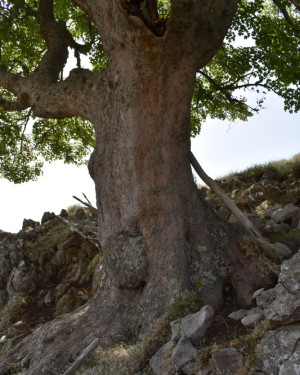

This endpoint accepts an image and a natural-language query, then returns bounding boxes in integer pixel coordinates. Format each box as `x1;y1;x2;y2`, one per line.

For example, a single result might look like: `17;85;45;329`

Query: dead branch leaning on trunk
190;152;281;271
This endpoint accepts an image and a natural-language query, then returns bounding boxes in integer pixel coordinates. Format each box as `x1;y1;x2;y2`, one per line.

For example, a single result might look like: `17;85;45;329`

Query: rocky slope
0;156;299;374
0;207;103;358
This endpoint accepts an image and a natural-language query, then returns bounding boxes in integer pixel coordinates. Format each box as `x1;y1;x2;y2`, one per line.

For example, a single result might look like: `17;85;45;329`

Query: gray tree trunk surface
0;1;271;374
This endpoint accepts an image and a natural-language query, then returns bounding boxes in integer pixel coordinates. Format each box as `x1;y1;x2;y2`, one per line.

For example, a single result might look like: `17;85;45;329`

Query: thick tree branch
29;68;99;121
0;67;24;96
0;96;29;111
166;0;240;69
34;0;69;82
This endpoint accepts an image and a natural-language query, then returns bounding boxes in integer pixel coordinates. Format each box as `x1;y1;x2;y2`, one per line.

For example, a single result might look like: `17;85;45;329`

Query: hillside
0;155;299;375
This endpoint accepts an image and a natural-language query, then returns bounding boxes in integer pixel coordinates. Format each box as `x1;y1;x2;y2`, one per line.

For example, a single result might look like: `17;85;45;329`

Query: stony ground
0;155;299;374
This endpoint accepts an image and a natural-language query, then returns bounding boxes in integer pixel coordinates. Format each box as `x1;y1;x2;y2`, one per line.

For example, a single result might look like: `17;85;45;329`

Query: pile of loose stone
150;250;300;375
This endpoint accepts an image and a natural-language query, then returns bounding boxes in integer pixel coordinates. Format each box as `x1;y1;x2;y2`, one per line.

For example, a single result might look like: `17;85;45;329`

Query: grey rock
263;184;283;201
51;249;65;267
252;288;264;300
7;264;37;294
265;219;282;233
291;209;300;229
241;313;264;326
264;251;300;324
180;305;214;344
172;337;198;375
228;309;248;321
278;341;300;375
246;307;264;315
282;228;300;251
22;219;39;231
256;295;269;308
170;318;182;342
262;204;283;219
60;209;68;218
256;324;300;375
12;320;23;327
211;347;243;374
271;204;300;224
41;212;56;224
44;290;55;306
0;335;6;344
149;341;177;375
271;242;292;258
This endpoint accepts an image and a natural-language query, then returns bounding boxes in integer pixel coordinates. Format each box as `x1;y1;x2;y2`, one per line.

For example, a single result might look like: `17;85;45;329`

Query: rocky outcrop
147;250;300;375
0;206;103;348
203;165;300;255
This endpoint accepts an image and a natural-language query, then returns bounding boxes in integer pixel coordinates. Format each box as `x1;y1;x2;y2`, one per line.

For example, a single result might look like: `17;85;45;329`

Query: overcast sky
0;89;299;233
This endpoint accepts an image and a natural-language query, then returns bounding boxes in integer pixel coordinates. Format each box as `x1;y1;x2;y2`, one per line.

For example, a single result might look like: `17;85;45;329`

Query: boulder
211;347;243;375
265;219;282;233
170;318;182;342
263;251;300;324
7;263;37;294
228;309;248;321
22;219;39;231
172;337;198;375
41;212;56;224
44;290;55;306
255;324;300;375
149;341;177;375
270;242;292;259
262;184;283;201
179;305;214;345
278;341;300;375
271;204;300;225
241;312;264;326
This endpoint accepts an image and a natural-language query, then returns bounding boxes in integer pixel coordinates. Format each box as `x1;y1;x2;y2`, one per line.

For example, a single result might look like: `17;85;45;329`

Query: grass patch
213;153;300;188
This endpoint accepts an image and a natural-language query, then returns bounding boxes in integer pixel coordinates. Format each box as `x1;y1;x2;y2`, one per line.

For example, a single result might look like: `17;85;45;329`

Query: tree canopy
0;0;299;182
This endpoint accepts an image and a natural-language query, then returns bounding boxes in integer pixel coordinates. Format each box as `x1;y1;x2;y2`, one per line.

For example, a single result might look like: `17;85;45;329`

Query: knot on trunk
104;233;148;290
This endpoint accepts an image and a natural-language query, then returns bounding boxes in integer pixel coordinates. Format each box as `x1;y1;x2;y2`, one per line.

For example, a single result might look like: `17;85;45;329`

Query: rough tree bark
0;1;271;374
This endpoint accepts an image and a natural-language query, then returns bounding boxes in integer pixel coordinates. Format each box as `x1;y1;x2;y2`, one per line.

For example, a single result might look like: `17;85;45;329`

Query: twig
63;338;100;375
83;193;92;206
190;152;280;265
73;195;98;215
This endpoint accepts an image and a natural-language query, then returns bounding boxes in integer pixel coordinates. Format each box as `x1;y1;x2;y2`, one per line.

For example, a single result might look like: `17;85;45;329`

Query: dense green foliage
0;0;299;182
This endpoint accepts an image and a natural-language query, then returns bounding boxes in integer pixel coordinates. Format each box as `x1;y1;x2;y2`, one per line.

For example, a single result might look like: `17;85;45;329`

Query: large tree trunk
89;55;227;327
0;2;270;374
0;49;267;375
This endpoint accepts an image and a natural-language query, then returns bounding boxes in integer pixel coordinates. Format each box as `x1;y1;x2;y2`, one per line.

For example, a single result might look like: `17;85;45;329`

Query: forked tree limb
190;152;280;264
73;194;98;215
